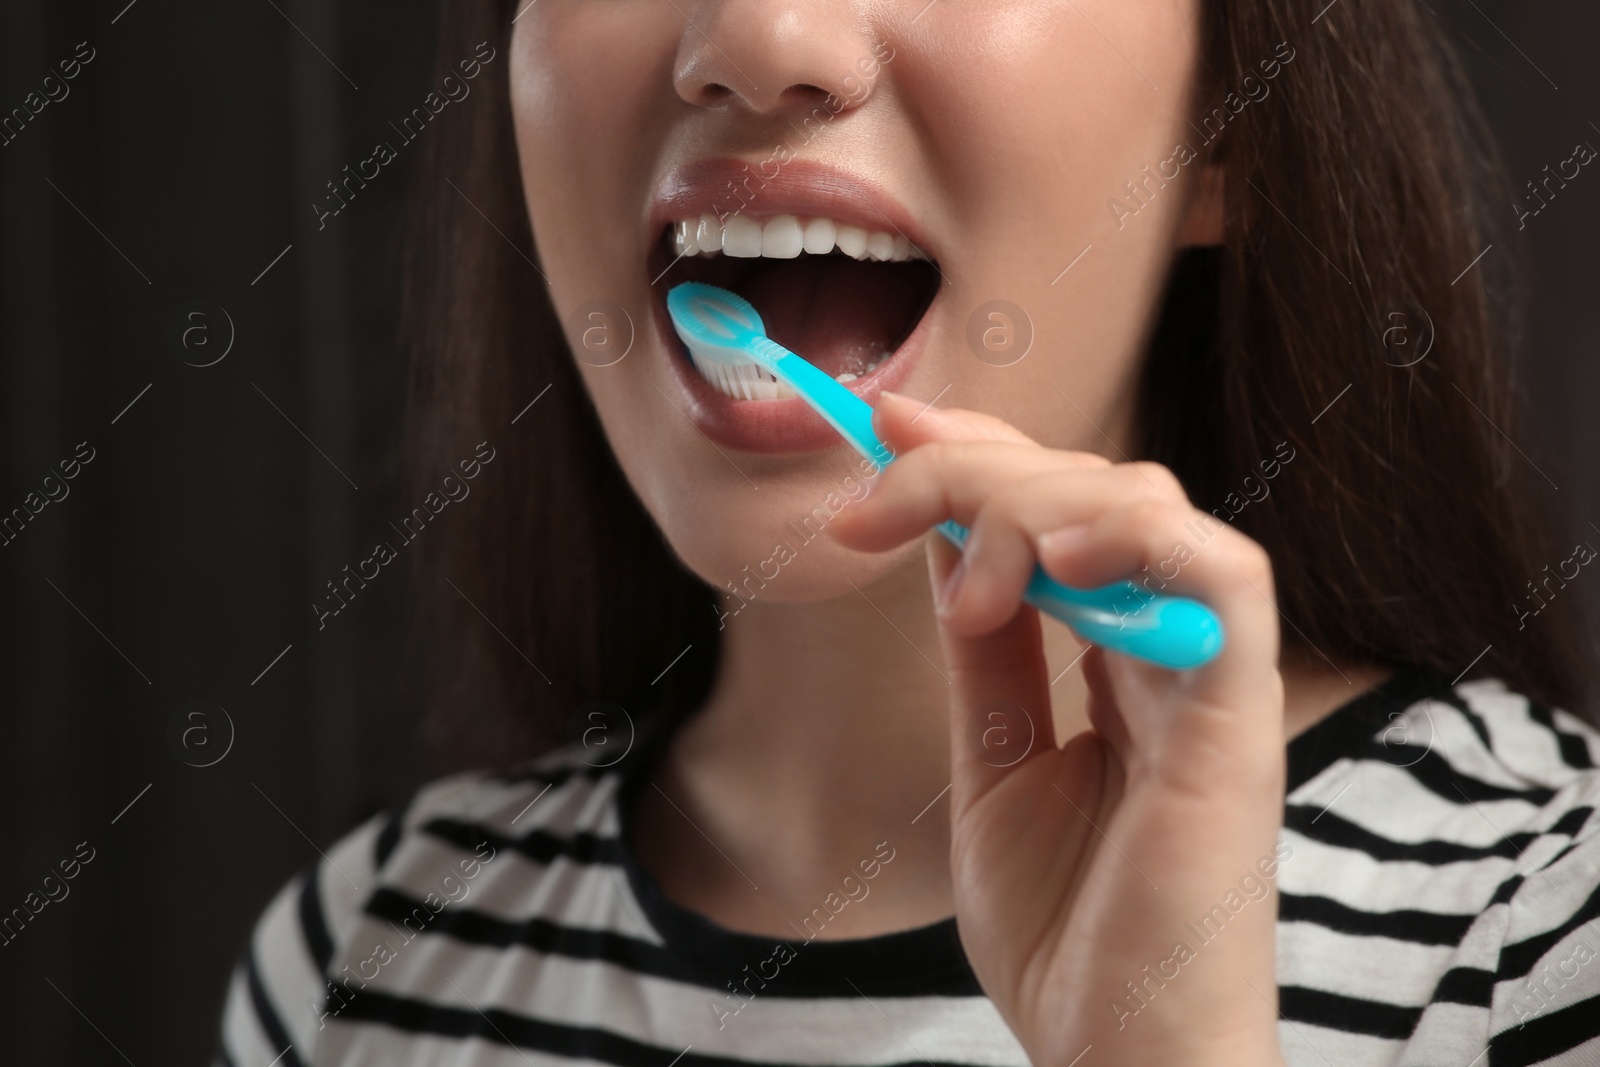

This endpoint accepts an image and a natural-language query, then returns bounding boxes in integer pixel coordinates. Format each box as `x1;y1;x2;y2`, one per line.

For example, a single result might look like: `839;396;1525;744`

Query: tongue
734;257;926;377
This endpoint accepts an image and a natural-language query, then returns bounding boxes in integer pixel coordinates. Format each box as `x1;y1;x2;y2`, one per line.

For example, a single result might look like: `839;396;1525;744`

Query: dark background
1;1;1596;1063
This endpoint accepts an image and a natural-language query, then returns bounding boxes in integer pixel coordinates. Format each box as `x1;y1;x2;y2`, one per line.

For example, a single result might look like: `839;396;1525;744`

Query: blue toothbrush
666;281;1224;670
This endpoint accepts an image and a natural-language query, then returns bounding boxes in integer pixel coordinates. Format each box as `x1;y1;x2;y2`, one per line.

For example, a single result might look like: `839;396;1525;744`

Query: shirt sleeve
213;810;394;1067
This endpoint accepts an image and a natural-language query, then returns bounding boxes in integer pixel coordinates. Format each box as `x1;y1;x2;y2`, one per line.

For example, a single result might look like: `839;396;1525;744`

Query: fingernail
936;552;969;616
1039;524;1091;556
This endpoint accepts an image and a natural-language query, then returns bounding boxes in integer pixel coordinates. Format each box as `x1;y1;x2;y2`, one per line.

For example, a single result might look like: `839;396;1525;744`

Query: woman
216;1;1600;1064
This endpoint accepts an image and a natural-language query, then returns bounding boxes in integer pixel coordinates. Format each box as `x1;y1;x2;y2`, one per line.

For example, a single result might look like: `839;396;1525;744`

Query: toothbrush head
667;282;767;364
667;282;791;401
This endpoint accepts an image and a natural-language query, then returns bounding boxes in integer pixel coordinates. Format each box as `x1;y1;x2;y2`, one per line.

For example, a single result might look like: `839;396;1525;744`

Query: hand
827;392;1288;1067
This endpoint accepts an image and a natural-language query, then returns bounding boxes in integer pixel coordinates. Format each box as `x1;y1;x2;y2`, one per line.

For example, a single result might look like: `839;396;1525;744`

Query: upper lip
648;157;938;264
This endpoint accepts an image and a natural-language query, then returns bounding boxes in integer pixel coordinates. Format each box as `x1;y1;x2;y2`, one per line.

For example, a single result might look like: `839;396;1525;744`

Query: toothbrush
666;281;1224;670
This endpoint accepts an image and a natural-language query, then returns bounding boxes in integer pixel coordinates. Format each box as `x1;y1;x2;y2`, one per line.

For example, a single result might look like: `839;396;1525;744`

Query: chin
646;475;925;614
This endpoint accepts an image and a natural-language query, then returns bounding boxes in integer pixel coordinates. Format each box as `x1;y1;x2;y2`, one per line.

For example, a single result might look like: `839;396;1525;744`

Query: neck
630;553;1384;940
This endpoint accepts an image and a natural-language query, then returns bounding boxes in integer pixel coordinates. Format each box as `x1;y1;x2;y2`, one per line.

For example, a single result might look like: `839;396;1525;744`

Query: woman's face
510;1;1215;602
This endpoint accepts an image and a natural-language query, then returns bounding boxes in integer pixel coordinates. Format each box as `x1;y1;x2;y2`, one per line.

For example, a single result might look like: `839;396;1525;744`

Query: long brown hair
404;0;1593;766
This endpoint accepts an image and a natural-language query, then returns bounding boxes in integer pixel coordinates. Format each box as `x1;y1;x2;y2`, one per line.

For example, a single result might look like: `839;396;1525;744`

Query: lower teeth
689;355;888;400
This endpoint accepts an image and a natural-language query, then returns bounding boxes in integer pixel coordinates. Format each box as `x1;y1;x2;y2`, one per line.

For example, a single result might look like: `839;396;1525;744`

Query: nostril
785;83;834;106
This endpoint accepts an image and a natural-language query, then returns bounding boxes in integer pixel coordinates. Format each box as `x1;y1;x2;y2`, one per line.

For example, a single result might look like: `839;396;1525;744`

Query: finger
926;536;1057;806
1081;646;1133;761
1037;501;1282;738
873;391;1044;450
829;447;1144;554
935;467;1191;634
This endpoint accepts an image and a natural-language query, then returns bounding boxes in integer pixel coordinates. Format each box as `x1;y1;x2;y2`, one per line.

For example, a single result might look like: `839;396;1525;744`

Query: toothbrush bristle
689;349;781;401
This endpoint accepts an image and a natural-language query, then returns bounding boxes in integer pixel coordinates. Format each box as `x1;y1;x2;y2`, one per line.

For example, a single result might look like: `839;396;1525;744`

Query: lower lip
650;289;935;454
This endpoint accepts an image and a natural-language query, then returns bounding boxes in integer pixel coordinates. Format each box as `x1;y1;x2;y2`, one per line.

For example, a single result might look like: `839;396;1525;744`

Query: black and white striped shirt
216;667;1600;1066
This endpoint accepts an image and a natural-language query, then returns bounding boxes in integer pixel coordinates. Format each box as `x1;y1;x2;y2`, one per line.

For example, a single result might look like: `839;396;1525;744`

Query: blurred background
1;0;1596;1062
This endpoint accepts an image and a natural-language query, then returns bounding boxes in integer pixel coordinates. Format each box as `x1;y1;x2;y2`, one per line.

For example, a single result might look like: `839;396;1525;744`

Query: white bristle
689;349;779;401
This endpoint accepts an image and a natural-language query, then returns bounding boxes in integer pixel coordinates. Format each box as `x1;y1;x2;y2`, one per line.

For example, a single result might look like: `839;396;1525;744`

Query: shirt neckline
611;707;981;997
609;662;1448;996
1284;663;1455;794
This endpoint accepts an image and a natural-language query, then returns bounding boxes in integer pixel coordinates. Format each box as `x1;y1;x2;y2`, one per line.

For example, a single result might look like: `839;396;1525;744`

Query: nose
672;1;885;117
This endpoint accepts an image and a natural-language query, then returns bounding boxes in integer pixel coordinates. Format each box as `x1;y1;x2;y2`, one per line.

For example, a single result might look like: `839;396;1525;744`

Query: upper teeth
671;214;926;262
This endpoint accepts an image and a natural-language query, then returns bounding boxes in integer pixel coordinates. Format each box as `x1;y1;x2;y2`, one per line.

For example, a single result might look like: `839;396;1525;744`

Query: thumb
927;534;1056;809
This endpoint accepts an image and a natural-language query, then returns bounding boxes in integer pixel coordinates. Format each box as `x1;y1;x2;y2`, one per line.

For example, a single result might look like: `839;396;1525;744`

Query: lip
649;158;939;261
647;158;940;454
650;286;935;454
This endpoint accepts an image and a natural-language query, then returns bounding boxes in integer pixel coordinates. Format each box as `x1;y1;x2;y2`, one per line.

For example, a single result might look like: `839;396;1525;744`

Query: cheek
511;7;686;536
511;8;674;320
911;0;1204;230
897;0;1204;451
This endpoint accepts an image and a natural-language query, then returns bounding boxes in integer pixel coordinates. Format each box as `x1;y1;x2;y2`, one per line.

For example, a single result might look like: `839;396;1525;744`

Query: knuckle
902;441;944;471
1122;498;1177;534
1130;462;1187;501
1067;450;1114;470
984;482;1035;526
893;442;949;485
1218;533;1275;585
969;510;1028;574
926;440;979;477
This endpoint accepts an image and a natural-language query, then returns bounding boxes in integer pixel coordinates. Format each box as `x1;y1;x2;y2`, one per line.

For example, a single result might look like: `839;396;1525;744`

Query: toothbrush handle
933;520;1224;670
757;341;1225;669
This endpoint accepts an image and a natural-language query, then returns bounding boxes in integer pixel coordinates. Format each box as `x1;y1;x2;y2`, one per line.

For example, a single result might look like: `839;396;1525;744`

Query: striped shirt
215;667;1600;1066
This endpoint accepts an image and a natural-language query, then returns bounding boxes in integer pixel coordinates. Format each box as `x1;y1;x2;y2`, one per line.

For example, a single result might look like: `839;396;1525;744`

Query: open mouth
649;212;941;400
